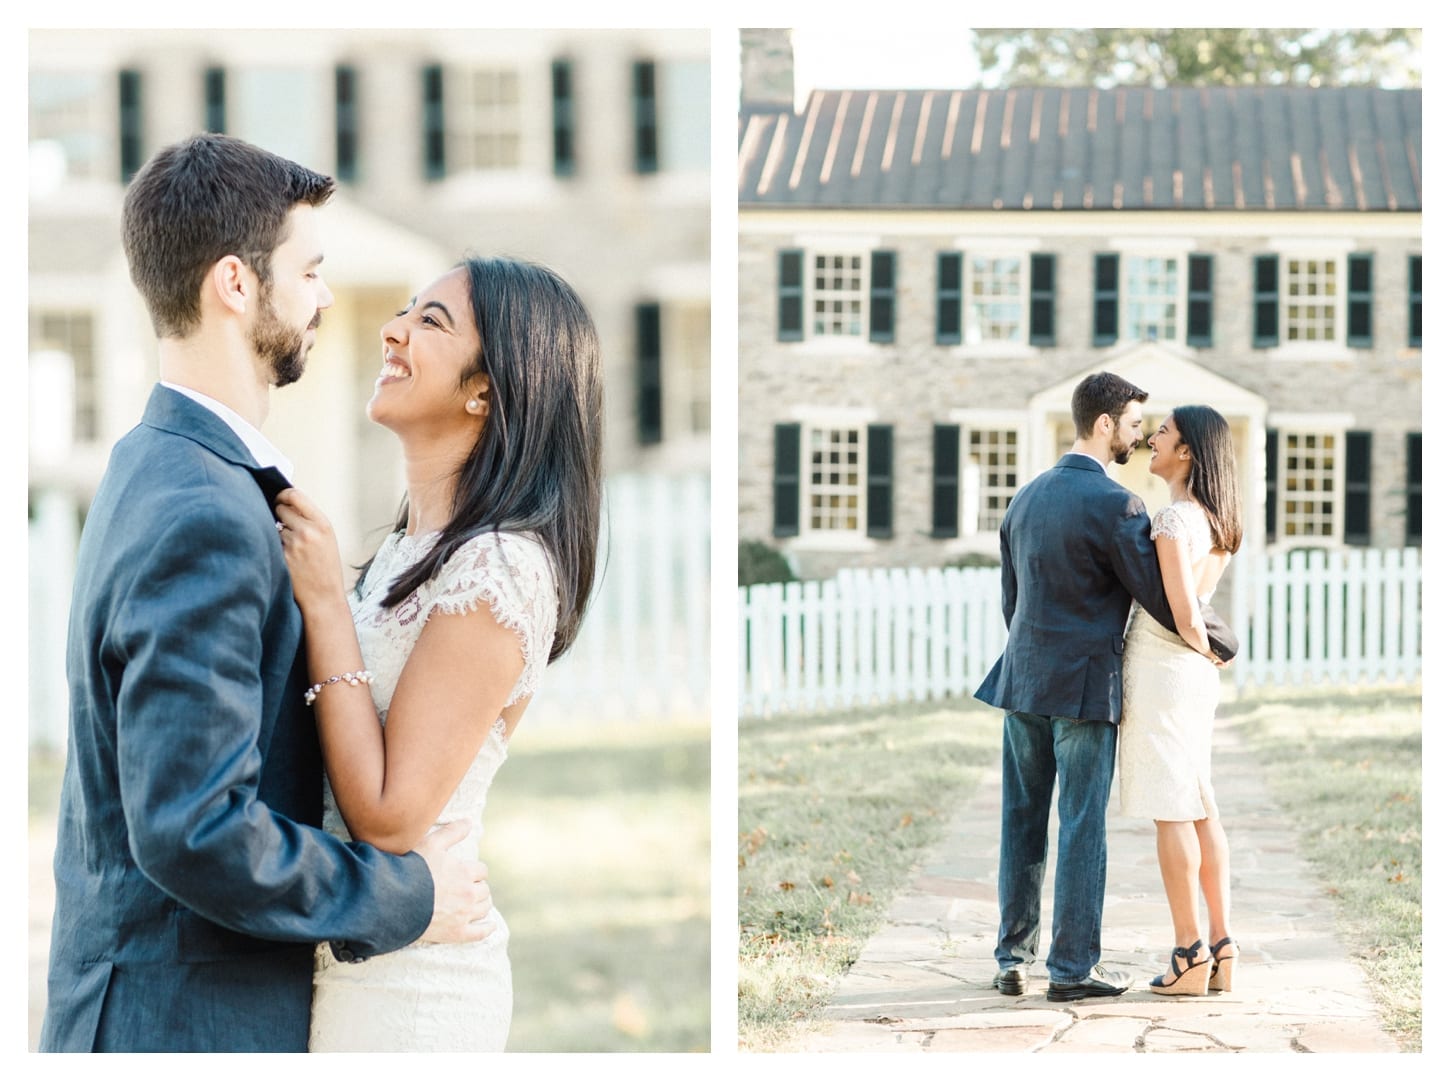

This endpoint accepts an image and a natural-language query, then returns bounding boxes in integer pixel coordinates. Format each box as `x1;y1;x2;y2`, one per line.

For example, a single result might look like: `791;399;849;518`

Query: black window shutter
1264;428;1279;544
1029;253;1056;346
1344;430;1372;546
636;302;662;446
772;424;801;537
632;60;658;174
335;66;359;182
1406;432;1422;547
866;424;893;537
423;64;446;180
1346;253;1373;347
551;59;576;178
932;424;960;537
869;251;896;343
936;253;962;344
118;69;144;183
1253;255;1279;347
777;250;804;341
1186;253;1213;347
1409;255;1422;347
204;67;226;134
1093;253;1118;346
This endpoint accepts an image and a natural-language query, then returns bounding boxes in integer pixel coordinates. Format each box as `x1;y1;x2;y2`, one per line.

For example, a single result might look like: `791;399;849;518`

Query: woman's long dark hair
1172;404;1243;555
367;256;603;661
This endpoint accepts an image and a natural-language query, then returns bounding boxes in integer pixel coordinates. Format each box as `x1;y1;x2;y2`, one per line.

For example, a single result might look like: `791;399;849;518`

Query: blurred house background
28;28;711;746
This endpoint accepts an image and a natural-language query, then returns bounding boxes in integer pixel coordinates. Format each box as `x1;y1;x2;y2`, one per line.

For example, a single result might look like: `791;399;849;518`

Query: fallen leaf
611;992;650;1039
899;813;914;828
847;890;873;905
778;881;796;891
821;875;835;888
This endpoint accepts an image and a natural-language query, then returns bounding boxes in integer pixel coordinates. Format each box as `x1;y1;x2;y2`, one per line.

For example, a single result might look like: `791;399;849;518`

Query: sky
789;26;982;107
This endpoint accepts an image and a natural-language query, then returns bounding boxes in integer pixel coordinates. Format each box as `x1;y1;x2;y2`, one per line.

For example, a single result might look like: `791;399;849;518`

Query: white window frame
1121;253;1185;344
29;308;98;444
1281;255;1341;345
446;65;528;175
807;250;867;340
29;70;110;187
666;299;710;438
964;253;1026;348
949;409;1028;547
1272;416;1350;550
1264;240;1354;360
788;406;877;549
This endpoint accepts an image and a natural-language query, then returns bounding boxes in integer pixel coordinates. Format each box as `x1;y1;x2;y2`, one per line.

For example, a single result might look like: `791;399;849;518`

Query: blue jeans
995;710;1117;983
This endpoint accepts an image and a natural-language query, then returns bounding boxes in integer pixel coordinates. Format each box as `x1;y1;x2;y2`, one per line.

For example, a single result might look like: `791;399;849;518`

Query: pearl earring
467;400;480;413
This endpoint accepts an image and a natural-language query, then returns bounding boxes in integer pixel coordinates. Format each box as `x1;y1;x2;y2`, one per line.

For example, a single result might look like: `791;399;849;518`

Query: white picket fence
28;471;709;749
532;471;710;725
1229;547;1421;689
738;548;1421;717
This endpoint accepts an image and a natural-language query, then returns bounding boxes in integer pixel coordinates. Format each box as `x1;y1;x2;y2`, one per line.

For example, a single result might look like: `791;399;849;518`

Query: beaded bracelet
304;669;375;706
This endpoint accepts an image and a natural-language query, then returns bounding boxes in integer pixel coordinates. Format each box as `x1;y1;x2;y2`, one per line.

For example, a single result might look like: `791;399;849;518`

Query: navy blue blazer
40;386;434;1052
974;454;1237;725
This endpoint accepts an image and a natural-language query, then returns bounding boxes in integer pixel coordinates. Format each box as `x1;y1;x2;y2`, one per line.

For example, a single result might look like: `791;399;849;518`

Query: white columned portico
1027;345;1270;555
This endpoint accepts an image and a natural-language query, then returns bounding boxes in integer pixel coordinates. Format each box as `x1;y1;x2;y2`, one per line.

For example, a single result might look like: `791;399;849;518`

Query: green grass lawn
1223;684;1422;1051
487;721;710;1051
737;699;999;1050
27;720;709;1054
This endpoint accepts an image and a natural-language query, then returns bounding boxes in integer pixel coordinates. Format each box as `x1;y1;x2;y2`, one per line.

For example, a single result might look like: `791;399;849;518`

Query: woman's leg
1152;820;1210;990
1155;820;1203;947
1195;818;1231;939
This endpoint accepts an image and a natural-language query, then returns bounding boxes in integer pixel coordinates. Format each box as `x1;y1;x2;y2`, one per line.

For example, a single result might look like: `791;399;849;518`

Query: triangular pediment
1030;343;1268;421
315;195;451;290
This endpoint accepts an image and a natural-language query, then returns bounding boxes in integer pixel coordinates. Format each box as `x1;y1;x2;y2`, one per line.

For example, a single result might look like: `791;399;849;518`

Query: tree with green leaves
973;29;1421;88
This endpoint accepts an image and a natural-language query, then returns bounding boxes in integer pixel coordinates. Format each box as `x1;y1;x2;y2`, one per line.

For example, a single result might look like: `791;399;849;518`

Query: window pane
807;427;864;532
968;257;1023;343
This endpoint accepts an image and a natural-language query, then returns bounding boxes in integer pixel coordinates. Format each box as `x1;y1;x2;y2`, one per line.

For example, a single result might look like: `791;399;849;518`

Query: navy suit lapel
142;385;292;515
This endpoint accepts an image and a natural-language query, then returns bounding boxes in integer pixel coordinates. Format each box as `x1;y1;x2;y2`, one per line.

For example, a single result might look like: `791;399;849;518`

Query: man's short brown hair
121;133;334;338
1071;371;1149;438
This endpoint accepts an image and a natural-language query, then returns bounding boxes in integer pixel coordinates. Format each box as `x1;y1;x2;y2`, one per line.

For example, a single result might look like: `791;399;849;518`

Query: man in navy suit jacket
40;135;493;1052
975;372;1236;1003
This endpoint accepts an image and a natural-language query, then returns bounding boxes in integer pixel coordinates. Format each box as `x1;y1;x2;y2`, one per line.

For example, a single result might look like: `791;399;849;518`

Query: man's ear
1096;413;1114;438
208;255;254;317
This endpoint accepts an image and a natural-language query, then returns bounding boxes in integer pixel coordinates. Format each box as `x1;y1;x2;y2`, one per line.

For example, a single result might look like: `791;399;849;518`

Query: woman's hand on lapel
274;487;347;614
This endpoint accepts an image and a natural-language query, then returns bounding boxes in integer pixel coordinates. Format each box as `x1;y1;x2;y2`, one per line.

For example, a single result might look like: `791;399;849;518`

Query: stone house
738;34;1421;583
30;28;710;560
28;29;711;743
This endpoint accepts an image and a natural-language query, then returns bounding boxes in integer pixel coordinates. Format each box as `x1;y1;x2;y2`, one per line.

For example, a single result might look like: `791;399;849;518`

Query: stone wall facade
740;209;1422;580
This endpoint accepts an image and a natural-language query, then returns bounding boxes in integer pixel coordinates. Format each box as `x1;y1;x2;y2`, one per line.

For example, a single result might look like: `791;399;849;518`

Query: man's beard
1110;432;1138;465
250;290;319;388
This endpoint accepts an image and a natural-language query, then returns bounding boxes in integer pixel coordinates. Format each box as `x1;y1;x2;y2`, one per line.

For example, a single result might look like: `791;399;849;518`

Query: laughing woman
275;256;603;1050
1118;405;1243;998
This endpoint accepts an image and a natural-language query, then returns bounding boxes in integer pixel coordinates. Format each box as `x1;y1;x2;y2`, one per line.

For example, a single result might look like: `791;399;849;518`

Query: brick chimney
740;28;795;112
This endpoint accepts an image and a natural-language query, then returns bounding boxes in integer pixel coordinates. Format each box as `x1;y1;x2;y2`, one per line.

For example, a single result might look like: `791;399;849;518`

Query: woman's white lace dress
309;529;557;1052
1119;501;1225;822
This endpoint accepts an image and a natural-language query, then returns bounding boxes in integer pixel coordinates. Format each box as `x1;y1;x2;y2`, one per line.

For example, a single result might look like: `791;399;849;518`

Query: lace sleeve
1150;503;1190;542
425;532;559;707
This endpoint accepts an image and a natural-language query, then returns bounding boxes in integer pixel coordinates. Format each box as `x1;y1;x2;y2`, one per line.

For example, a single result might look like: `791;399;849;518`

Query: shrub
739;540;797;586
944;551;1001;569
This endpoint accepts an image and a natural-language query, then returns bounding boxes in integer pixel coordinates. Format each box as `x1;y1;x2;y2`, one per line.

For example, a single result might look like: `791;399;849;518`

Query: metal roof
738;86;1421;212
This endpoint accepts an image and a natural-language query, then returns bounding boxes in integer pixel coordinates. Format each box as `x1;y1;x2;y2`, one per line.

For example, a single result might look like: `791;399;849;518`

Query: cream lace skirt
1119;608;1221;822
